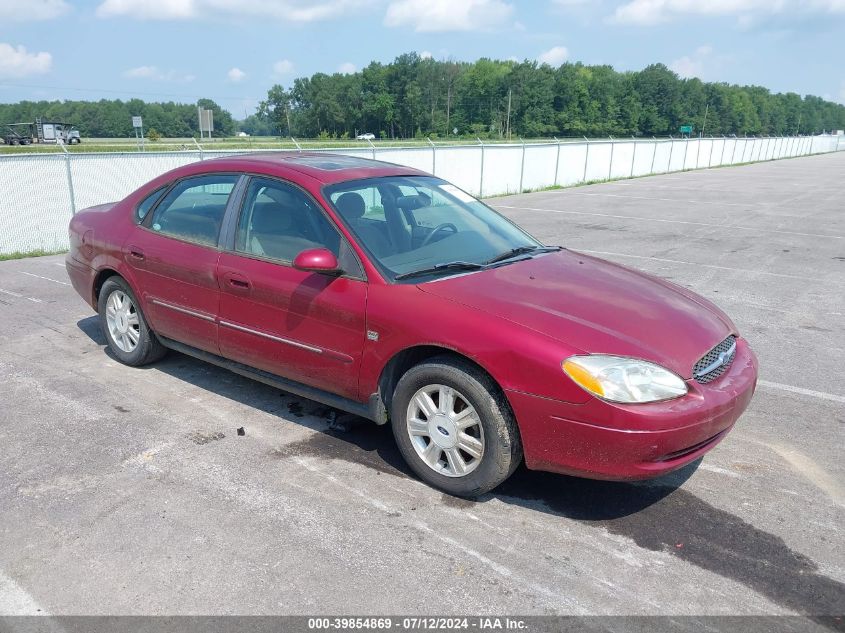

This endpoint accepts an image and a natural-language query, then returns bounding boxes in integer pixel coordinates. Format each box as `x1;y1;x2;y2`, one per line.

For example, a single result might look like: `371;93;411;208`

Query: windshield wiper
394;261;487;281
484;245;561;265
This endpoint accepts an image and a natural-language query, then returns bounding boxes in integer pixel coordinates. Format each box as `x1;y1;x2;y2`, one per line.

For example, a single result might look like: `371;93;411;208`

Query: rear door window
148;175;239;247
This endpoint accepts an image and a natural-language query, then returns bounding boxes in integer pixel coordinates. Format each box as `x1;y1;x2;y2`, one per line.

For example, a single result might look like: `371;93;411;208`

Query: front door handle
223;272;251;291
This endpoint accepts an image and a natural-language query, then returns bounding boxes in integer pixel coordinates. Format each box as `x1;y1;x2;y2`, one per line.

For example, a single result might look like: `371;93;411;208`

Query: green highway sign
680;125;694;134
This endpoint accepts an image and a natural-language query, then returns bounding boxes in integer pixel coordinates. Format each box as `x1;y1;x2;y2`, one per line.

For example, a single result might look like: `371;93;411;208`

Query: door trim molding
220;319;325;354
150;298;216;322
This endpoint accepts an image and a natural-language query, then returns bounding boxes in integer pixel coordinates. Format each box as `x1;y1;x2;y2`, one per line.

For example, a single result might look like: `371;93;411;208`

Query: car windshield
324;176;544;282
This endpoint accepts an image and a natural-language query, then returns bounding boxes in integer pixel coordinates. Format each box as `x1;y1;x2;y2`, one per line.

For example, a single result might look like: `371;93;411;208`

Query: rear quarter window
134;186;168;223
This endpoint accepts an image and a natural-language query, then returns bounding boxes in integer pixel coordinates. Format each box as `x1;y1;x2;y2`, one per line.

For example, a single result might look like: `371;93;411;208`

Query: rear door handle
127;247;145;262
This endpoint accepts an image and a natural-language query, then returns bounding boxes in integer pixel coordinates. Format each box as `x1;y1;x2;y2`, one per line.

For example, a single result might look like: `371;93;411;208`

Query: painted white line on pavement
0;569;49;615
493;204;842;240
576;249;820;282
757;379;845;405
20;271;70;286
0;288;42;303
555;190;752;208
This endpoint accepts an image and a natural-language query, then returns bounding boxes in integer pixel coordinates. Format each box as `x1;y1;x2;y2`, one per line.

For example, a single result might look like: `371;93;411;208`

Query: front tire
391;356;522;497
98;277;166;366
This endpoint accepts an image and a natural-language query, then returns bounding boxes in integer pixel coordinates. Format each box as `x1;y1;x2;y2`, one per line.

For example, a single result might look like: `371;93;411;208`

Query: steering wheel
420;223;458;247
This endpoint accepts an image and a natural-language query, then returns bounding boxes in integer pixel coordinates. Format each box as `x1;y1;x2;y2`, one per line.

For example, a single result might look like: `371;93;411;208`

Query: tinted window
135;186;167;223
236;178;341;262
325;176;539;280
150;175;238;247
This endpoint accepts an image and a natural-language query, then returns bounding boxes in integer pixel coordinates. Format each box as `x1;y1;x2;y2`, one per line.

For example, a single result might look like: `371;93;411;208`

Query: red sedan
66;153;758;496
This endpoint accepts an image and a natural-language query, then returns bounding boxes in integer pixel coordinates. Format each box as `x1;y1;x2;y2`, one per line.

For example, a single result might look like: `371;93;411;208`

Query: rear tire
391;356;522;497
98;277;166;366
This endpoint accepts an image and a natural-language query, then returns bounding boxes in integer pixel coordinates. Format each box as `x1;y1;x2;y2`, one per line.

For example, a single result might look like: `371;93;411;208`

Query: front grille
692;335;737;384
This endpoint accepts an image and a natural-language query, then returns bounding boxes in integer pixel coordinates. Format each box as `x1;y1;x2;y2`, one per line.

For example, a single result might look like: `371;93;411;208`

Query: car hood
419;249;736;379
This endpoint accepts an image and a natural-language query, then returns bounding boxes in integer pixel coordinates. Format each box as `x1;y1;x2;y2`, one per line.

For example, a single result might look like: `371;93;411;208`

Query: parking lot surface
0;152;843;618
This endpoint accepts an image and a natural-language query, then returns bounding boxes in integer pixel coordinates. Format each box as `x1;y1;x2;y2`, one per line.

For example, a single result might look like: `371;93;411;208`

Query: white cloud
273;59;295;76
227;67;246;82
96;0;373;21
419;50;433;60
669;44;712;79
537;45;569;66
0;0;69;21
124;65;194;81
611;0;845;24
384;0;514;32
337;62;357;74
0;43;52;78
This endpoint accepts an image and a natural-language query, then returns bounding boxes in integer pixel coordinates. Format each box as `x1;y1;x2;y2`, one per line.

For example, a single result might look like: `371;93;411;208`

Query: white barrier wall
0;134;841;254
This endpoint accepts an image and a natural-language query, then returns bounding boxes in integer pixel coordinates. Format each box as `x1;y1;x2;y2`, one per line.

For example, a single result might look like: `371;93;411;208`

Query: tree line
0;98;233;138
2;53;843;140
257;53;845;139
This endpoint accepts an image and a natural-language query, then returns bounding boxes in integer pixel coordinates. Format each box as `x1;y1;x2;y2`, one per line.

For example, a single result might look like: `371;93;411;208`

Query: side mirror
292;248;341;275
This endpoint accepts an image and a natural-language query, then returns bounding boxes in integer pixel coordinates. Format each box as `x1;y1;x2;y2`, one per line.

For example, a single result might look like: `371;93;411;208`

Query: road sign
680;125;693;135
199;109;214;132
132;116;143;128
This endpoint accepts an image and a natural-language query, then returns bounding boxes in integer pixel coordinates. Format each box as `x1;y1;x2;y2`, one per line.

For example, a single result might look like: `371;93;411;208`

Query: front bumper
508;337;758;480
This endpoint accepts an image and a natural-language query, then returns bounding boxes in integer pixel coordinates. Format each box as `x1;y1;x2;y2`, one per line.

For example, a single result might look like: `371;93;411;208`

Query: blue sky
1;0;844;117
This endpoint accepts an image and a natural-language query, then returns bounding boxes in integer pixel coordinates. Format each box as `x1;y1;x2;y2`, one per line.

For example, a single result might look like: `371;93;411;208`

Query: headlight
562;355;688;404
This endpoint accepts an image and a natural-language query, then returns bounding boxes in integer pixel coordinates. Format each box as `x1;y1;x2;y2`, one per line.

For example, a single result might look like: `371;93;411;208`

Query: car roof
200;152;428;185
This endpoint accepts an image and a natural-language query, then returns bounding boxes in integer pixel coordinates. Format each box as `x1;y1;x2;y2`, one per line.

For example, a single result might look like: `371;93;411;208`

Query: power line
0;81;264;104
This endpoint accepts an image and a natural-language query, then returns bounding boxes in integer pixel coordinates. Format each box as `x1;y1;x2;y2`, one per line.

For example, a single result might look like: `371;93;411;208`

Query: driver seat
335;193;393;257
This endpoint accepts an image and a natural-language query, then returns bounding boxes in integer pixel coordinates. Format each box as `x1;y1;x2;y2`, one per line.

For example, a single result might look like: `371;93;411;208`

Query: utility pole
796;112;802;136
506;89;512;141
701;103;709;138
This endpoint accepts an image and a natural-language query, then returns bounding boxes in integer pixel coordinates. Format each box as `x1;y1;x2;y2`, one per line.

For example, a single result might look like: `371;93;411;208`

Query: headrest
335;192;366;220
251;202;292;233
395;193;431;211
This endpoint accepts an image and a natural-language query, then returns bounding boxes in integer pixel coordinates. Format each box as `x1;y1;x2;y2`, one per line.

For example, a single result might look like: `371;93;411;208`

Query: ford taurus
66;153;758;496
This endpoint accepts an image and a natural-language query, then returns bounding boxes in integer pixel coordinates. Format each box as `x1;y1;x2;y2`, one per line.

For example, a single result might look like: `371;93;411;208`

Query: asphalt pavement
0;152;842;622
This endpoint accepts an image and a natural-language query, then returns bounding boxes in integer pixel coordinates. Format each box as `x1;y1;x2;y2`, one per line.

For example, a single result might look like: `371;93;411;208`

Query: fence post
192;136;204;160
553;137;561;186
477;137;485;197
730;137;738;164
366;138;376;160
582;136;590;183
427;137;436;175
708;136;715;167
695;134;702;169
630;137;636;178
720;136;727;165
682;136;690;170
649;137;657;174
666;136;674;173
607;136;615;181
60;143;77;215
518;137;526;193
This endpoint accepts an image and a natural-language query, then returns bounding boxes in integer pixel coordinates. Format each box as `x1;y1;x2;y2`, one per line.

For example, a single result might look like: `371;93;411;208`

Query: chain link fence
0;133;841;255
